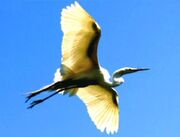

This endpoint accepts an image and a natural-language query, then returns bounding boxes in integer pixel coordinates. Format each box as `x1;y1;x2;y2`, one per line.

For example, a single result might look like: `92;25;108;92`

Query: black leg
27;91;60;109
27;85;78;109
25;82;64;103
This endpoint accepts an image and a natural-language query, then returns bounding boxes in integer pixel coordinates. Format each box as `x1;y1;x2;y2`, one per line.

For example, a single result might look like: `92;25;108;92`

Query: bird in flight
26;1;149;134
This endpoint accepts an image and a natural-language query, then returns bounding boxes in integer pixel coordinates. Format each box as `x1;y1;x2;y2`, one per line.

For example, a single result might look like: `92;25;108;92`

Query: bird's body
26;1;148;134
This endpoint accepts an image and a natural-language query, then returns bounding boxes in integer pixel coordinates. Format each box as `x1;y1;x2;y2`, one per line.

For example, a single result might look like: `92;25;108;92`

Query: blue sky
0;0;180;137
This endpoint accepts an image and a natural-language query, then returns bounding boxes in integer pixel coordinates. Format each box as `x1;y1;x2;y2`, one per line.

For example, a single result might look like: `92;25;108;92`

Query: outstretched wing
77;85;119;134
61;2;101;74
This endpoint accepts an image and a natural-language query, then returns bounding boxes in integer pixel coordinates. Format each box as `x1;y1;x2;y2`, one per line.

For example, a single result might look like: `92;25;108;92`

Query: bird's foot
27;99;44;109
25;92;40;103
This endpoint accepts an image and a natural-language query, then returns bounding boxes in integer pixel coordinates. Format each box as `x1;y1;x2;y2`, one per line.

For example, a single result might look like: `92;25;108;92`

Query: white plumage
61;1;101;74
60;3;119;133
26;1;148;134
77;85;119;134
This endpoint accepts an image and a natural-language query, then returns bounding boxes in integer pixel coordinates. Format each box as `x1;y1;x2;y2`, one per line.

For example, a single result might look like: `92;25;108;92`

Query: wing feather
77;85;119;134
61;2;101;74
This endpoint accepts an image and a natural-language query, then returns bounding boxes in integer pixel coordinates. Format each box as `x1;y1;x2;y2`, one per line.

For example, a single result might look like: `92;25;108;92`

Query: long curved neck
110;74;124;87
107;67;149;87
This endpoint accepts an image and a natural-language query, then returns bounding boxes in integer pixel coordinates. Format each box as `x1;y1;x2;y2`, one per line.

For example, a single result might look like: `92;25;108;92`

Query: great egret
26;1;149;134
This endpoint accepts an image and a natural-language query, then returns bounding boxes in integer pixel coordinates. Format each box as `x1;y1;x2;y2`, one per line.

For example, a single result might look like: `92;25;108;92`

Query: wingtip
61;1;79;17
74;1;79;6
66;1;80;9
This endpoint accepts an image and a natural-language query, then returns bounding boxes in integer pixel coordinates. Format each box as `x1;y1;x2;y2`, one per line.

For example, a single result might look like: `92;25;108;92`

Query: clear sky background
0;0;180;137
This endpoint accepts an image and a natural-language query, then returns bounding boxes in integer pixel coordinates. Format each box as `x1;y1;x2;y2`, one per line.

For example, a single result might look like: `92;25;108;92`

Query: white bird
26;1;149;134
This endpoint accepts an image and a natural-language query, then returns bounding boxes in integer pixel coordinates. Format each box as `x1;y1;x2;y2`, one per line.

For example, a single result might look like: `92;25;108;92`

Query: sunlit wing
77;85;119;134
61;2;101;74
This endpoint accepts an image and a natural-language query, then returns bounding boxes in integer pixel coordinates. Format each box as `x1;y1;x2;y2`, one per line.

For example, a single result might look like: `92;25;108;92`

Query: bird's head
112;67;149;87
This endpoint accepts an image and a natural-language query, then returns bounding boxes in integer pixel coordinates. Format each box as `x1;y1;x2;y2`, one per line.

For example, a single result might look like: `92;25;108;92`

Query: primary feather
26;2;148;134
26;1;122;134
60;2;119;133
61;2;101;74
77;85;119;134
